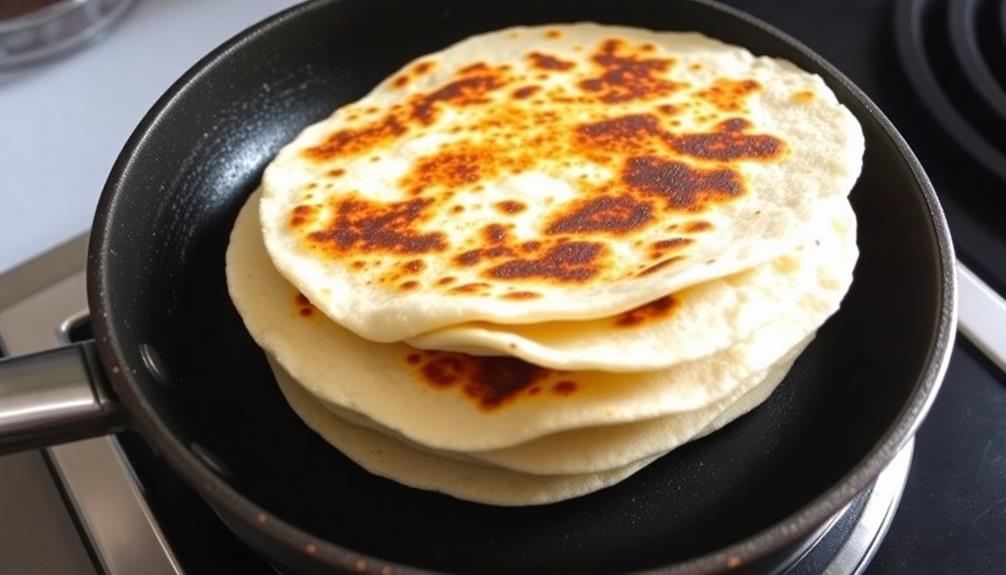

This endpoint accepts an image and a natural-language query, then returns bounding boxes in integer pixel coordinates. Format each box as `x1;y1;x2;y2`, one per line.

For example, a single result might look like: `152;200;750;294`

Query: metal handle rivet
190;443;234;480
139;343;172;388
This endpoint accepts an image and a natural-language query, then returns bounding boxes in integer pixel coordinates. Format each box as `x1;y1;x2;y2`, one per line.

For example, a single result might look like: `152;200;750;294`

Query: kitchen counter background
0;0;301;275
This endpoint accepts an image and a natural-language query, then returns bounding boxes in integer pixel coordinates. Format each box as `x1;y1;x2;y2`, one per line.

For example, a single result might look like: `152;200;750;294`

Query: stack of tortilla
226;23;863;506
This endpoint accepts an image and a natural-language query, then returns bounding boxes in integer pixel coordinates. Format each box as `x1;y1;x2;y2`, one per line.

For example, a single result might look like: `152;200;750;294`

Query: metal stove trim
0;258;182;575
826;438;914;574
49;437;184;575
957;263;1006;376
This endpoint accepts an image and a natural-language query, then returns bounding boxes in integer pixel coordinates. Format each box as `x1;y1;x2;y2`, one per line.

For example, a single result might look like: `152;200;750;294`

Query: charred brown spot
615;296;678;327
545;29;562;39
295;292;315;318
402;140;531;194
718;118;752;132
652;238;692;251
623;156;743;210
407;353;422;365
307;197;446;255
547;195;654;235
392;75;409;89
488;241;603;282
503;290;541;300
483;224;509;244
668;129;784;161
450;282;490;294
552;380;579;396
454;251;479;267
436;276;456;286
290;204;316;228
402;259;425;274
650;240;690;260
639;256;685;276
413;353;552;410
657;104;678;115
304;115;406;161
328;168;346;177
404;147;485;190
578;38;681;103
457;62;489;75
683;220;714;233
411;74;506;124
495;200;527;214
512;85;541;99
576;113;662;151
419;355;463;387
527;51;575;71
451;205;465;214
695;78;761;112
454;245;515;266
400;280;420;290
413;60;435;75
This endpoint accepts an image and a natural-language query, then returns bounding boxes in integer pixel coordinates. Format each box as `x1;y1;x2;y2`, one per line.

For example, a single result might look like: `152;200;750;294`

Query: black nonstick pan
0;0;956;573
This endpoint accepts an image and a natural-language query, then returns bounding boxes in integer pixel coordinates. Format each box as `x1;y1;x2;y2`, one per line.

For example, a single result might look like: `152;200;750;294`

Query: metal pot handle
0;340;124;455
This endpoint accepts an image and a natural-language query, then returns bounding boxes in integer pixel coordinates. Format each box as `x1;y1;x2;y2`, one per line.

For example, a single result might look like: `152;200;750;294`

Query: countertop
0;0;301;274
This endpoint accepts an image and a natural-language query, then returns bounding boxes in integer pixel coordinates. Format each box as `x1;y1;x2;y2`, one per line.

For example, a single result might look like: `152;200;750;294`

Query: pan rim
88;0;958;573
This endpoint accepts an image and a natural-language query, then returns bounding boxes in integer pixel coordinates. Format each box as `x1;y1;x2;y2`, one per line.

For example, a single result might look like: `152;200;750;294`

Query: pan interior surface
92;0;949;572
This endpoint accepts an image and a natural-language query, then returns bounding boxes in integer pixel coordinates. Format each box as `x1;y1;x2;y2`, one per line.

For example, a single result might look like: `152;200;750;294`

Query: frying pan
0;0;956;573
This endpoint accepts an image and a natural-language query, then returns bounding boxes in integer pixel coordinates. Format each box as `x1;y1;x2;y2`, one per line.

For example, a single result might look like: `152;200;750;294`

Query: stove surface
727;1;1006;571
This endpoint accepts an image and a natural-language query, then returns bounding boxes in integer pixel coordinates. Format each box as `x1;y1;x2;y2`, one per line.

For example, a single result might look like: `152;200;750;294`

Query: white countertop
0;0;301;274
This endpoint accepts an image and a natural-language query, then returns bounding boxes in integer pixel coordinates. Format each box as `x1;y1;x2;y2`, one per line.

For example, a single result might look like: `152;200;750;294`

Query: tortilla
268;357;655;506
324;338;806;475
405;242;826;372
259;23;864;342
227;188;857;451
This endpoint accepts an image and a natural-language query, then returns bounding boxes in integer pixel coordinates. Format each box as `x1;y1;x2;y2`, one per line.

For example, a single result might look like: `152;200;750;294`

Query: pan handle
0;340;124;455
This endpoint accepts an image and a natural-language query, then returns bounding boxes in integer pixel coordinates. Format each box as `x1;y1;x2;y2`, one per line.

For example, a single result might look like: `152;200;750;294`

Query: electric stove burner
1001;0;1006;55
894;0;1006;182
948;0;1006;123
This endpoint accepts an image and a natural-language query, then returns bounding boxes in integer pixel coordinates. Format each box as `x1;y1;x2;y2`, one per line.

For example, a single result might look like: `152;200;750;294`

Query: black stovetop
107;0;1006;573
731;1;1006;572
732;2;1006;570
